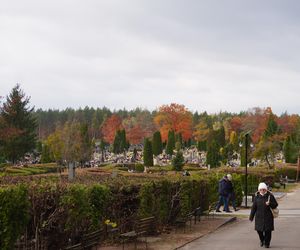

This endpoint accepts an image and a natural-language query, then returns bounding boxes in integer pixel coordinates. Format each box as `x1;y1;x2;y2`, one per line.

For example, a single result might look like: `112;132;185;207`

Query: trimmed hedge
0;185;29;250
0;168;282;248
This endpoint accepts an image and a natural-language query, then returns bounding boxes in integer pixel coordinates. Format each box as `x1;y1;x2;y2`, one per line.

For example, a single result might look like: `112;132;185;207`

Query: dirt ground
100;216;235;250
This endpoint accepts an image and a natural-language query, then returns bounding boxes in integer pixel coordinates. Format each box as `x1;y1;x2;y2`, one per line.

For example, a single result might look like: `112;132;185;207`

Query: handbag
268;194;279;218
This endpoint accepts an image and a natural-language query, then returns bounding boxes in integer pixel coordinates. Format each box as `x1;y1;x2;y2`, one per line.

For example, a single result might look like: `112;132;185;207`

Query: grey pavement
180;188;300;250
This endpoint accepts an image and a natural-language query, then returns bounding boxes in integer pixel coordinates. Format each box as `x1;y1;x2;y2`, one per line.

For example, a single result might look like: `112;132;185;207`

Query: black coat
249;191;278;231
218;178;230;197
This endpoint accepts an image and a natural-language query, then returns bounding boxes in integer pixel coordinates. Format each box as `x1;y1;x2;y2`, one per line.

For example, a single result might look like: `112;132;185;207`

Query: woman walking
249;182;278;248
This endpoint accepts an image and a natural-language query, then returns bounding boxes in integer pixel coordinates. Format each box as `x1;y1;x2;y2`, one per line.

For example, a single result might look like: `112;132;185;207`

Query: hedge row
0;169;277;249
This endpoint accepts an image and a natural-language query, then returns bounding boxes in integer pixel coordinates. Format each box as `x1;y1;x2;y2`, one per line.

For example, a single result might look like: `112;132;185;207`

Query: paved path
180;188;300;250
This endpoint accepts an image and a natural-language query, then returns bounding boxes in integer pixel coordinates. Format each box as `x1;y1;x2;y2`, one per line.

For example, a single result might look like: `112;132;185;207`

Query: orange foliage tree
154;103;193;142
240;107;271;143
123;112;156;144
277;114;300;137
101;114;123;144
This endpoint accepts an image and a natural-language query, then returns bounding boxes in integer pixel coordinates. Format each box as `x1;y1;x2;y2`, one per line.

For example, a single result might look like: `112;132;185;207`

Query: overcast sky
1;1;300;114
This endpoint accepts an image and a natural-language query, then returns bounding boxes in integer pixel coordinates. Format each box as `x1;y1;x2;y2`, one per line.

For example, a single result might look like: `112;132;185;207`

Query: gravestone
68;162;76;181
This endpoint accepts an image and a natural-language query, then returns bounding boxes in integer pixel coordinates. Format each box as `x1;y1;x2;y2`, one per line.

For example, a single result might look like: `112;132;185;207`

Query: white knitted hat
258;182;268;191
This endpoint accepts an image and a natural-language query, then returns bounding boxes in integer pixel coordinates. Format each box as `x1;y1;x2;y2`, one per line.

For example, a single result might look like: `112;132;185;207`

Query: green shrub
138;182;155;217
0;185;29;250
179;180;193;217
135;164;145;173
60;184;91;233
89;184;111;229
118;167;128;172
172;151;184;171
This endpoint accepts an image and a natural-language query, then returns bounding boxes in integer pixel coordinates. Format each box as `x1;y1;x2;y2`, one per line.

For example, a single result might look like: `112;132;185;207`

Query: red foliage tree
101;114;123;144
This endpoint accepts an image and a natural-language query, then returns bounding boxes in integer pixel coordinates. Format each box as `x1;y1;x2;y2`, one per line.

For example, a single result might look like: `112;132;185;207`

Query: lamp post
239;132;254;208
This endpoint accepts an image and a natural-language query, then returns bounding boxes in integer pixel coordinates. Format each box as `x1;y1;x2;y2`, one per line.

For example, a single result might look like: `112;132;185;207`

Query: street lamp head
250;143;254;148
239;142;243;148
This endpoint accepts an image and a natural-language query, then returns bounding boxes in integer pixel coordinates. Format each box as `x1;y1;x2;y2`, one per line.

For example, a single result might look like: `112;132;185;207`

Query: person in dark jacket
249;182;278;248
226;174;239;211
215;175;231;212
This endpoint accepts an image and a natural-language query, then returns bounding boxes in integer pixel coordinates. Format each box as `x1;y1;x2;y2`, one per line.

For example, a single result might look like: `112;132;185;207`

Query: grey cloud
1;0;300;114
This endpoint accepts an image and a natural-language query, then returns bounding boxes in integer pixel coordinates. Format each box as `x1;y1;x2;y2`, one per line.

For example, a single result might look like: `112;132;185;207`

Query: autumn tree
0;85;37;163
143;138;153;166
101;114;123;144
254;137;279;168
62;121;82;163
40;143;53;163
152;131;163;156
154;103;193;142
46;128;65;164
254;113;280;168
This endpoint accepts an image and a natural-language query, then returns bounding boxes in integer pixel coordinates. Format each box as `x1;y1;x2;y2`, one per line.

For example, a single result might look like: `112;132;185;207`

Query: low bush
135;164;145;173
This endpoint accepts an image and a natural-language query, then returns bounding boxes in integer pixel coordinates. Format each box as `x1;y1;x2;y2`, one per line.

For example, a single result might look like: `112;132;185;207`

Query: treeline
1;85;300;167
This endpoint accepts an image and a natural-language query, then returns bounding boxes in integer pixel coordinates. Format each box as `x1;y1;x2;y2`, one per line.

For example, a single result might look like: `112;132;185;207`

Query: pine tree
143;138;153;166
113;130;121;154
264;114;278;138
283;136;298;163
172;151;185;171
0;85;37;163
166;130;175;156
113;129;128;154
206;140;220;168
176;133;183;148
152;131;163;156
197;140;207;151
79;123;92;165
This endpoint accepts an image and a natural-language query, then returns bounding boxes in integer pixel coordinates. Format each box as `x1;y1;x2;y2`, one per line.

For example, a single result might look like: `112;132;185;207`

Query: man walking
216;175;231;213
227;174;239;212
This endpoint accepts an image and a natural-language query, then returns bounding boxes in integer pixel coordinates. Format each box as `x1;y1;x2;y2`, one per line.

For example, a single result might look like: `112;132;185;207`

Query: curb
174;216;237;250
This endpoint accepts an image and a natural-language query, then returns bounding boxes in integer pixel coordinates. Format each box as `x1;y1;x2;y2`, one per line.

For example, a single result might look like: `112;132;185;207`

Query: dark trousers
215;195;229;211
257;230;272;246
228;193;237;210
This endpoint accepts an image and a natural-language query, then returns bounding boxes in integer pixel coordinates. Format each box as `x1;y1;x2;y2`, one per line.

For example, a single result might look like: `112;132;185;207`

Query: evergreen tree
166;130;175;156
197;140;207;151
0;85;37;163
264;114;278;138
143;138;153;166
120;129;128;151
113;130;121;154
79;123;92;165
113;129;128;154
152;131;163;156
99;139;106;162
172;151;185;171
283;136;298;163
206;140;220;168
176;133;183;148
216;126;226;147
